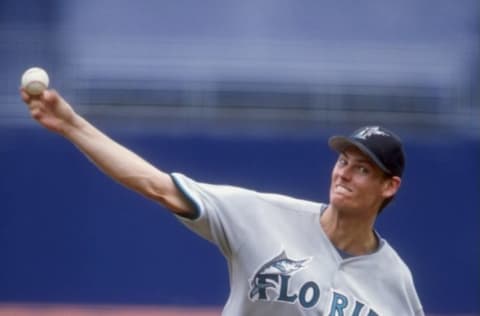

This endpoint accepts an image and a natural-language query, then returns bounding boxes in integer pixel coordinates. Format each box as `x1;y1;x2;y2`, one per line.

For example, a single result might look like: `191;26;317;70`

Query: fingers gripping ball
21;67;50;95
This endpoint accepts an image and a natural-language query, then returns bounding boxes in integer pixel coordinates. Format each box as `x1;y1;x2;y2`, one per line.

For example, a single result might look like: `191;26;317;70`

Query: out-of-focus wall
1;0;478;132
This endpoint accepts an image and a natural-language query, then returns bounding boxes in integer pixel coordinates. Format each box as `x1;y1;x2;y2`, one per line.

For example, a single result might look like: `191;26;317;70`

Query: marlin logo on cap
355;126;390;140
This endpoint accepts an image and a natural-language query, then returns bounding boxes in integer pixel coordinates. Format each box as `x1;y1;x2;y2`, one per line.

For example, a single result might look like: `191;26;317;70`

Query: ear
382;176;401;199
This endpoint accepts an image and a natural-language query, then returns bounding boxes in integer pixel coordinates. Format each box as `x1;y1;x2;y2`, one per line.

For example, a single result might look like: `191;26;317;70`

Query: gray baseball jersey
171;173;424;316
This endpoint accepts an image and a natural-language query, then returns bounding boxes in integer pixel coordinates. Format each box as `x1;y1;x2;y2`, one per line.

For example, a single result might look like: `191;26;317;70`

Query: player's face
329;147;400;215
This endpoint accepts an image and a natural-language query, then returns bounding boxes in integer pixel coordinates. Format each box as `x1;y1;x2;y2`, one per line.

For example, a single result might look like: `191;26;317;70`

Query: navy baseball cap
328;126;405;177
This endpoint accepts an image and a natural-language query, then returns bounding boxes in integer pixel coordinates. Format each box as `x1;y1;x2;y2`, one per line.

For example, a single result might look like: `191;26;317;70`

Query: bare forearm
62;114;171;204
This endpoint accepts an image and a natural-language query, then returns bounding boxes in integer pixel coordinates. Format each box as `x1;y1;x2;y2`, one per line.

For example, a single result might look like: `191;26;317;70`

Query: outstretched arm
20;89;195;217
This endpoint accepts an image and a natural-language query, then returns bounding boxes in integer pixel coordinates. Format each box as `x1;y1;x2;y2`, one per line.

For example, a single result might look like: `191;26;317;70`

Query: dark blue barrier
1;126;478;313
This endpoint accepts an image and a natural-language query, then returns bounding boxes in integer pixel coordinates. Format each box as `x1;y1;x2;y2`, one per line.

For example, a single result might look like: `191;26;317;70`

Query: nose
336;165;352;181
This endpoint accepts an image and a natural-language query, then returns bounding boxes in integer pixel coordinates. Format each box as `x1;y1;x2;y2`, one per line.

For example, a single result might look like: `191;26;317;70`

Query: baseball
21;67;50;95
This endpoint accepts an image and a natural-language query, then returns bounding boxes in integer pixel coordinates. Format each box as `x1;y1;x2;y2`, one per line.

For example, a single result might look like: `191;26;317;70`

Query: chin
331;192;363;211
330;195;352;211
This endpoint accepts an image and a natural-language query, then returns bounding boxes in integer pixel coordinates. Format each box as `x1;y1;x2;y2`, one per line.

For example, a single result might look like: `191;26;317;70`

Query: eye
337;157;347;166
357;166;370;174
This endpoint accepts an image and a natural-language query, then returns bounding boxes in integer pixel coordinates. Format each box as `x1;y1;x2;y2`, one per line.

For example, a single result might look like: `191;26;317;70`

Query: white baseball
21;67;50;95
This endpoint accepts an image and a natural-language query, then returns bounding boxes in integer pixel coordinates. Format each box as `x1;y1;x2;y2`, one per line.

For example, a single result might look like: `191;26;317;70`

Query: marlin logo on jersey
248;250;318;308
355;126;389;139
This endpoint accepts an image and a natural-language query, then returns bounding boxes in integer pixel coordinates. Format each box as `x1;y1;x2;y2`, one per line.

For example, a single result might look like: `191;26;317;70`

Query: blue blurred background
1;0;479;315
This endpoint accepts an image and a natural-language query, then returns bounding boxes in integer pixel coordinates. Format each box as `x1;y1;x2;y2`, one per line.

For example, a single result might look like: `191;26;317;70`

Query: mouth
334;184;352;194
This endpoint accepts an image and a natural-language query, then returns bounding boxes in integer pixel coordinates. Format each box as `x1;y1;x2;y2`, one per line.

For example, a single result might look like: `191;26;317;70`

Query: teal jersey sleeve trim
170;173;201;220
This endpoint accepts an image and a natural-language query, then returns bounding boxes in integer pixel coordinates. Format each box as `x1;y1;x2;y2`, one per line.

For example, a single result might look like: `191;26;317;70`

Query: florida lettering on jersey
248;250;379;315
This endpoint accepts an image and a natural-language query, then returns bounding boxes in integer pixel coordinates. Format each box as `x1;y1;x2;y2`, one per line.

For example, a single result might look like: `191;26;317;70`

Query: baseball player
21;89;424;315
